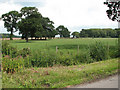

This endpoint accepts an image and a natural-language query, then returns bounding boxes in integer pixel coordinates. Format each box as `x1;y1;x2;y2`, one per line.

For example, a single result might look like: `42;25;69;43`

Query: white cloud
0;0;118;35
39;0;118;32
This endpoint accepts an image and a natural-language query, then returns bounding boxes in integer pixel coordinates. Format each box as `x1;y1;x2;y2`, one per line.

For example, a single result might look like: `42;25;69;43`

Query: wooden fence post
56;46;58;53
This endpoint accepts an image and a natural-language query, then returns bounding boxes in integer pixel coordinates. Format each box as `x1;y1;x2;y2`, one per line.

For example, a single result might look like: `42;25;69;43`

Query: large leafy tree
104;0;120;22
56;25;70;38
2;11;21;40
42;17;57;39
18;7;42;42
27;12;43;39
18;16;43;42
20;7;39;18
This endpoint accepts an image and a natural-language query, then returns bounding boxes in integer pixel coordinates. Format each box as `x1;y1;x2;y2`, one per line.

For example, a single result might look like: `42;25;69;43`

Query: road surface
71;75;119;88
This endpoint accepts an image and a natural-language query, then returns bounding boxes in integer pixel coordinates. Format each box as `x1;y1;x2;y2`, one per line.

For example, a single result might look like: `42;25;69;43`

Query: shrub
2;56;24;73
89;41;109;61
75;51;93;64
2;41;18;58
18;48;31;58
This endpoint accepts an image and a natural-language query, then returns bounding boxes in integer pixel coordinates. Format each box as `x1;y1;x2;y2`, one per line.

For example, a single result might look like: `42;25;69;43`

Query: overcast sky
0;0;118;35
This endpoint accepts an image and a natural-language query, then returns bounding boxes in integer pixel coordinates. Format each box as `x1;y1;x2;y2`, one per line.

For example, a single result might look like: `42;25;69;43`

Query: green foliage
18;7;57;42
71;31;80;38
2;11;21;40
23;49;95;68
2;38;118;69
2;59;118;88
2;56;24;73
56;25;70;38
2;41;18;58
104;1;119;22
75;51;93;64
18;48;31;58
89;41;109;61
80;28;118;38
2;41;32;73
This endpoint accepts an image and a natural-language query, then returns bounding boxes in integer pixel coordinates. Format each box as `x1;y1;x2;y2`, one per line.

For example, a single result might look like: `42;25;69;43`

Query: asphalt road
71;75;119;88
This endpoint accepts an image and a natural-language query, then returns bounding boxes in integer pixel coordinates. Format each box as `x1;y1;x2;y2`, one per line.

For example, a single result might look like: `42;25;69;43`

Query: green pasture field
8;38;118;53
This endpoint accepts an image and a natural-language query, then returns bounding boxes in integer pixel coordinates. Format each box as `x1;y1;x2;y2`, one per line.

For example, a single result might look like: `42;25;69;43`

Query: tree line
72;28;120;38
1;7;70;42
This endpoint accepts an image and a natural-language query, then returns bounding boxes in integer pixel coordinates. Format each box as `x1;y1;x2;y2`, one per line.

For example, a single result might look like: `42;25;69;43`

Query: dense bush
23;50;93;68
75;51;93;64
18;48;31;58
89;42;109;61
2;41;18;58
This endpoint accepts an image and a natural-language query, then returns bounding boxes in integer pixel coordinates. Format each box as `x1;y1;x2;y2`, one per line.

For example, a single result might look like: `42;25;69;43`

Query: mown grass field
2;58;118;88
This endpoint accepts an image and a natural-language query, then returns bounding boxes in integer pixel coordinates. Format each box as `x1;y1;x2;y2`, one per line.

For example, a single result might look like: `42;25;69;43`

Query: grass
8;38;118;51
2;38;119;88
2;58;118;88
3;38;118;67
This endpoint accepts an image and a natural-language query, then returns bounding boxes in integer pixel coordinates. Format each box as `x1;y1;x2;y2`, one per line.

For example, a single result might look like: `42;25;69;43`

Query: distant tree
71;31;80;38
42;17;57;39
115;28;120;37
104;0;120;22
79;28;118;38
2;11;21;40
18;7;43;42
80;29;88;37
56;25;70;38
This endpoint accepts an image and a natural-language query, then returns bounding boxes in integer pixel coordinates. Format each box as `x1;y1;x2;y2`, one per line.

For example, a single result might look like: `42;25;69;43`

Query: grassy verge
2;58;118;88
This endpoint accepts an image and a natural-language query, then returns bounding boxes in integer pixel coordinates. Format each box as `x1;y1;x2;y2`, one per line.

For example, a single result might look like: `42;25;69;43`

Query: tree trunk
21;34;24;39
25;35;28;42
45;37;47;40
10;30;13;40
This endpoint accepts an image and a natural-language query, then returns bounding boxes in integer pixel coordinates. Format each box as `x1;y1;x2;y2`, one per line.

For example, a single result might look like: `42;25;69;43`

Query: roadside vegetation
2;38;118;70
1;1;120;88
1;38;119;88
2;58;118;88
